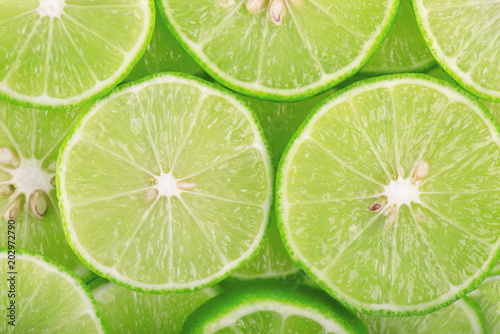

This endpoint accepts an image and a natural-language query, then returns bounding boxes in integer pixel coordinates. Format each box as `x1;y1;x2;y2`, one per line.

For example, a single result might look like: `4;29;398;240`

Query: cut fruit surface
412;0;500;102
468;275;500;333
277;74;500;316
124;5;206;83
0;249;106;333
231;90;333;280
0;99;93;282
157;0;399;102
57;73;273;292
361;297;486;333
0;0;154;109
360;0;435;75
90;277;220;333
181;282;368;334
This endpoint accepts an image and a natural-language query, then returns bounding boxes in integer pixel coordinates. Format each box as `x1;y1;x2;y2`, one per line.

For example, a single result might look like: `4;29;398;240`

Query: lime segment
468;275;500;333
57;73;273;292
277;75;500;315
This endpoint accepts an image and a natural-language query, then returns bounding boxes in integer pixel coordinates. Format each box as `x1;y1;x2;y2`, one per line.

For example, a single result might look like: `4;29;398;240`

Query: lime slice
468;275;500;333
360;0;435;75
0;249;106;332
57;73;273;293
361;297;486;333
157;0;399;102
124;5;206;83
412;0;500;102
90;277;221;333
181;282;368;333
0;99;93;282
277;74;500;316
232;90;333;280
0;0;154;110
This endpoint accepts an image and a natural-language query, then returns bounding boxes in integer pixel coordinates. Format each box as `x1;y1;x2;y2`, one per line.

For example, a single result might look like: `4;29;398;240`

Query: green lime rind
360;0;435;75
0;248;107;333
361;297;486;334
468;275;500;333
181;281;368;334
0;0;155;110
123;5;207;83
57;72;274;294
89;277;222;333
276;73;500;316
157;0;400;103
412;0;500;103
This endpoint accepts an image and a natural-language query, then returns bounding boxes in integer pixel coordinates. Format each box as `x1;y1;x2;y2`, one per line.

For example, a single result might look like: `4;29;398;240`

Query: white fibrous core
37;0;66;19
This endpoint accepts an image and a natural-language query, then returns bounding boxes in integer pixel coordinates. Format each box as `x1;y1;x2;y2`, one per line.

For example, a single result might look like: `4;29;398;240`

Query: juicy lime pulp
360;0;435;75
412;0;500;102
0;100;93;282
123;4;206;83
361;297;486;334
468;275;500;333
277;74;500;316
90;277;221;333
157;0;400;102
0;0;154;110
231;90;334;280
181;282;368;334
57;73;274;293
0;249;106;333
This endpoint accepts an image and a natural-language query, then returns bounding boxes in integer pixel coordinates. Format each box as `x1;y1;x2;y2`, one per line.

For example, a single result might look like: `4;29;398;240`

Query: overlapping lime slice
124;5;206;83
90;277;221;333
468;275;500;333
181;282;368;333
0;0;154;109
0;249;106;333
361;297;486;333
277;74;500;316
57;73;273;293
157;0;399;101
361;0;435;75
0;99;93;282
412;0;500;102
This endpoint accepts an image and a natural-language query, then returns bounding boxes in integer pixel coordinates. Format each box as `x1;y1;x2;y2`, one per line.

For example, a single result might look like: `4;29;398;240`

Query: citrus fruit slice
277;74;500;316
0;99;93;282
124;5;206;83
361;297;486;333
468;275;500;333
412;0;500;102
231;90;333;280
90;277;221;333
0;0;154;110
360;0;435;75
57;73;273;293
0;249;106;332
181;282;368;333
157;0;399;102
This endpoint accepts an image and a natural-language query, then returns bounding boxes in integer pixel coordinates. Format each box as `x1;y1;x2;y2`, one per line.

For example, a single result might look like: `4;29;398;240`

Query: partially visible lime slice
124;5;206;83
0;99;93;282
157;0;399;101
181;282;368;334
0;249;106;332
0;0;154;109
57;73;273;293
412;0;500;102
468;275;500;333
361;0;435;75
277;74;500;316
361;297;486;333
90;277;221;333
232;90;333;280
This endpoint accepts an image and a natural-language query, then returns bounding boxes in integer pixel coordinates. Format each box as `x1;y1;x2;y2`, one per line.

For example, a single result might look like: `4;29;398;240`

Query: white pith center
10;158;54;197
37;0;65;19
383;176;421;208
156;172;181;198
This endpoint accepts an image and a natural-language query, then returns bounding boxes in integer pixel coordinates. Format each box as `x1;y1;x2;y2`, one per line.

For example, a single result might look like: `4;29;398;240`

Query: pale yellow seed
177;181;197;191
368;196;387;212
3;196;22;221
30;190;48;219
245;0;266;12
144;189;158;203
48;162;56;172
0;147;20;168
219;0;236;8
268;0;287;26
0;185;15;198
415;208;427;223
386;209;397;227
413;160;430;181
